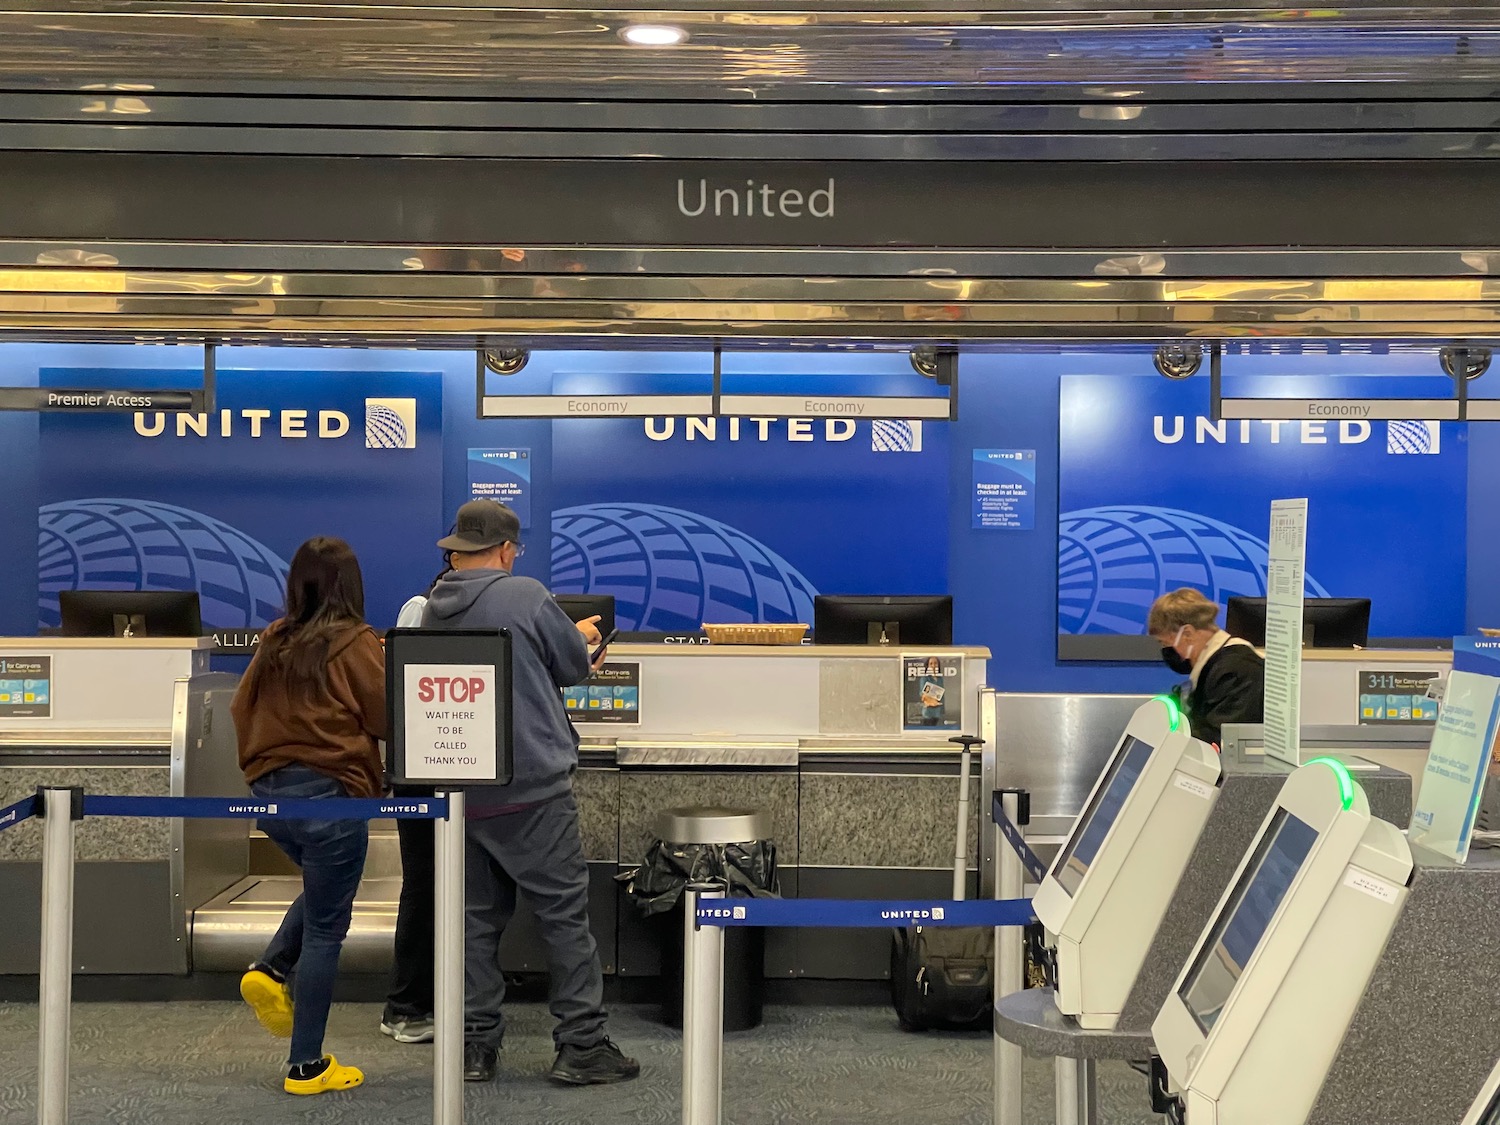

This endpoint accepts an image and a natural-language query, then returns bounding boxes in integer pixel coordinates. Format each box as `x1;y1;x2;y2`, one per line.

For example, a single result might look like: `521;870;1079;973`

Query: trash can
619;807;777;1032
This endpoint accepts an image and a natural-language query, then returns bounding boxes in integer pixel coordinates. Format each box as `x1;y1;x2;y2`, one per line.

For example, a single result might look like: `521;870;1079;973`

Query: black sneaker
549;1039;640;1086
463;1041;498;1083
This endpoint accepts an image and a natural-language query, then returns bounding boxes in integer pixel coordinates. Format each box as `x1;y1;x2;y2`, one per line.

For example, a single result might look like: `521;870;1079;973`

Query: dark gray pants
464;792;607;1050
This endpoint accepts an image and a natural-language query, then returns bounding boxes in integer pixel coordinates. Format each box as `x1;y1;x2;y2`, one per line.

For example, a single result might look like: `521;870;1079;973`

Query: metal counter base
994;989;1153;1125
190;866;621;976
192;875;399;975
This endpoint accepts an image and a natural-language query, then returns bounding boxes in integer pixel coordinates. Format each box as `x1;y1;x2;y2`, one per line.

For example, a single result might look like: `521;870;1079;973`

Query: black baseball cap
436;500;522;553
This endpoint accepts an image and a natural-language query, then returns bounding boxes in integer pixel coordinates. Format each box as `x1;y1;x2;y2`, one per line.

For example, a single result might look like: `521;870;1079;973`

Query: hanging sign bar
479;393;716;418
0;387;205;413
715;394;951;420
474;346;959;421
0;342;215;414
1216;398;1462;421
474;347;716;419
1208;342;1471;422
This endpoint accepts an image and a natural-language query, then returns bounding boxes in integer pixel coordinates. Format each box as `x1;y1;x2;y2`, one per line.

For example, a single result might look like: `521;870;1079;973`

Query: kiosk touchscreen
1153;759;1413;1125
1032;696;1222;1030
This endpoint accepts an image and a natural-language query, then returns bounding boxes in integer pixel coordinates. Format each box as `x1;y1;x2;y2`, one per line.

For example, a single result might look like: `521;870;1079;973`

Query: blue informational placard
972;449;1036;530
468;447;531;528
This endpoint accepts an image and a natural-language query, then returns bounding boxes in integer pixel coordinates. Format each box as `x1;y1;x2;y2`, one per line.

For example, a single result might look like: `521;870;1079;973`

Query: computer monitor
553;594;616;639
813;595;953;646
1224;596;1371;648
58;590;203;638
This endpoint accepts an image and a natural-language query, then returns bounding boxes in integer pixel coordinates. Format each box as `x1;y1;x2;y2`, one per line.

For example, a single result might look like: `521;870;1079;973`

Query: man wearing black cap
425;500;639;1086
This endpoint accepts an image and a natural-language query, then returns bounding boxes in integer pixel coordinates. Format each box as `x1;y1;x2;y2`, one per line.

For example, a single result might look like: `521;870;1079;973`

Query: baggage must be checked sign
403;664;498;781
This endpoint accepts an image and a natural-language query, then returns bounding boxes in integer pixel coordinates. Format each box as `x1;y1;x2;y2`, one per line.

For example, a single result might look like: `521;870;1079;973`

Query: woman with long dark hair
232;536;385;1096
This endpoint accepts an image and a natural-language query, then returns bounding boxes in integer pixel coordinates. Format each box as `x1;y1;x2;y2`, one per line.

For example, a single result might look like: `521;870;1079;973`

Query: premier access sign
0;387;205;412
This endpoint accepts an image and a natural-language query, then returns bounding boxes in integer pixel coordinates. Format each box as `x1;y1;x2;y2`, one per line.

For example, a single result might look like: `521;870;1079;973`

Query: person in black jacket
1148;588;1265;747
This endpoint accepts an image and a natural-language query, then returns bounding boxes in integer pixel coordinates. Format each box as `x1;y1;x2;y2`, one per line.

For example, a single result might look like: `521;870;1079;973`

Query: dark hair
426;551;453;597
245;537;367;701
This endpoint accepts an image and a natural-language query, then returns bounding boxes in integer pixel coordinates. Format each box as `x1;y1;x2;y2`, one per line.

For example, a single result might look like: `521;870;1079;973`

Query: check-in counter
201;642;991;983
573;643;991;981
0;637;245;975
1300;647;1452;726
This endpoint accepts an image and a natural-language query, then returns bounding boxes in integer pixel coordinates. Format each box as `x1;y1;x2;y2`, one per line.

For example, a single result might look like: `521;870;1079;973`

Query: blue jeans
252;765;369;1067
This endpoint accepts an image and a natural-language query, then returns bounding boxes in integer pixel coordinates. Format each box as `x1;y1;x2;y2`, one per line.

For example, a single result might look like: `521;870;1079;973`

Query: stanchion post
1055;1056;1083;1125
994;792;1025;1125
38;788;79;1125
681;883;725;1125
433;790;466;1125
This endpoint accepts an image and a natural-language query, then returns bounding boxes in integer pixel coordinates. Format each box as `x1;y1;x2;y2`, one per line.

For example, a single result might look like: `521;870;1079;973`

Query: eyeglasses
508;541;527;557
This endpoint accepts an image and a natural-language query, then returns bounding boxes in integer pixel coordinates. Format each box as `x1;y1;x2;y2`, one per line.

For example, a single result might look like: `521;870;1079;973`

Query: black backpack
890;923;994;1032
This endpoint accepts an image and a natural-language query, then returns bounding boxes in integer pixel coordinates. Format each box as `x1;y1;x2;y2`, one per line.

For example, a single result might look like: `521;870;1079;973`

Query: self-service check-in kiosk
1153;758;1413;1125
1032;696;1222;1030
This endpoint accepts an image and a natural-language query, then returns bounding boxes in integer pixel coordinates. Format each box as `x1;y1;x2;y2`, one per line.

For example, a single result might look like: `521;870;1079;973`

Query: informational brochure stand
1408;636;1500;863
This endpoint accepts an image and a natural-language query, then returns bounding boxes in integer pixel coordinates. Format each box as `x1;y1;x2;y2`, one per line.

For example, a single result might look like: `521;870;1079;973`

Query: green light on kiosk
1153;694;1182;732
1306;757;1356;810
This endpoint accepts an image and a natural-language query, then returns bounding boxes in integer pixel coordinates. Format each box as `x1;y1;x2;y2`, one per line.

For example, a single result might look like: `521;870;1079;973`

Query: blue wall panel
0;343;1480;696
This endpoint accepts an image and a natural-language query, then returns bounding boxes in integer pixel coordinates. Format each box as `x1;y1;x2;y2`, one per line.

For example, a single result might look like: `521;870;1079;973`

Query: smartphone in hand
591;628;620;664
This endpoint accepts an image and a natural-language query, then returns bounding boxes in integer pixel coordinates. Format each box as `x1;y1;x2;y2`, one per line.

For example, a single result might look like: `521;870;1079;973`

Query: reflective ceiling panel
0;3;1497;95
3;3;1500;346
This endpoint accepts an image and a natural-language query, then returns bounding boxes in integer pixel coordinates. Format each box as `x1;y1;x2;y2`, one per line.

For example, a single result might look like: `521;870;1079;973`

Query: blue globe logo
1387;420;1435;455
550;503;818;632
871;420;918;452
1058;505;1330;635
38;499;290;630
365;401;412;449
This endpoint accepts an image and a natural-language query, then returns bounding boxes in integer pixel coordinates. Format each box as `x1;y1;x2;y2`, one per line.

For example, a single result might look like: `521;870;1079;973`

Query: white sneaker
380;1016;435;1044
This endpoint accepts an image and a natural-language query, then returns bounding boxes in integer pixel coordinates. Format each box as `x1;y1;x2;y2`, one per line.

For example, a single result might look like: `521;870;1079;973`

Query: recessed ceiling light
620;24;688;46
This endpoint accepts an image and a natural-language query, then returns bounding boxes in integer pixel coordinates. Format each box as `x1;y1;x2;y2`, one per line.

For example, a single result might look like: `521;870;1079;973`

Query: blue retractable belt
81;795;450;820
993;793;1049;883
694;897;1035;929
0;793;38;834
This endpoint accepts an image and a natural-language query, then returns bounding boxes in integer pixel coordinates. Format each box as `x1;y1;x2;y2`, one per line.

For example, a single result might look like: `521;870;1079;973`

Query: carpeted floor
0;1001;1159;1125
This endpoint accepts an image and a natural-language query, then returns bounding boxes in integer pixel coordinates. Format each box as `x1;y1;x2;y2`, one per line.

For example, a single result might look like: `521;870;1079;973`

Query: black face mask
1161;647;1194;676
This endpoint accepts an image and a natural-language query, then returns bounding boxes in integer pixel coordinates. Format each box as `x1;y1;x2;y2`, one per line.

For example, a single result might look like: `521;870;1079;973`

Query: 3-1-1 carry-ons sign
386;628;513;787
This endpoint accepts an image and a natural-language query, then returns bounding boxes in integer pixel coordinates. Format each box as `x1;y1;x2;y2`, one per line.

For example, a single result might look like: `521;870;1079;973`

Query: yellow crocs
239;969;293;1039
284;1055;364;1096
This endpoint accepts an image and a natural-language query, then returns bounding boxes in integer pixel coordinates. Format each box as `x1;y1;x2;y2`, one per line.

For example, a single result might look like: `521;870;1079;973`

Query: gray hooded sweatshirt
422;568;592;811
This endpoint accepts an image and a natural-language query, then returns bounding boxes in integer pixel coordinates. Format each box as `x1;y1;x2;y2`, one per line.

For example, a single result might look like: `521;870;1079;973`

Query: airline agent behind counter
1147;587;1266;748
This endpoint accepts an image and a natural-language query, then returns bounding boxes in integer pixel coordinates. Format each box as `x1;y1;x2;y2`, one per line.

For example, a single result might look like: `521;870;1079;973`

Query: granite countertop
994;989;1154;1060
